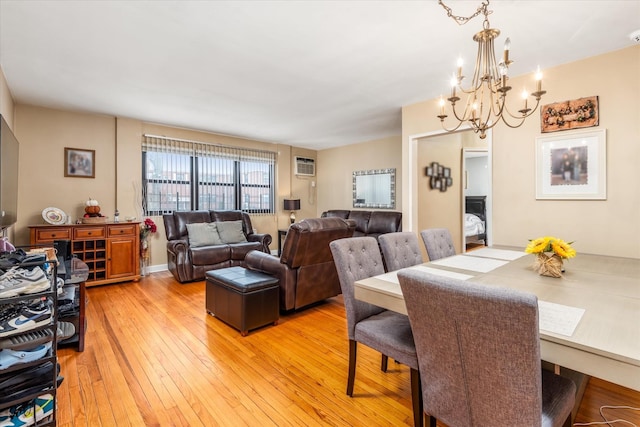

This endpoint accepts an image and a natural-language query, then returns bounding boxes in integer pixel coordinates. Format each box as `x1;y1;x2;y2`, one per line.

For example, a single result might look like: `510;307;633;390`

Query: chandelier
437;0;546;139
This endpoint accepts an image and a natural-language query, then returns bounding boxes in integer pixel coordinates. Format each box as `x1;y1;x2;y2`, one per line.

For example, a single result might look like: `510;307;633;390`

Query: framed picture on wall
535;129;606;200
64;147;95;178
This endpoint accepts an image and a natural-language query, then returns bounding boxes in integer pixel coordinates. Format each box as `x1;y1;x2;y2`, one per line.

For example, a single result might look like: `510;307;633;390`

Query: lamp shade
283;199;301;211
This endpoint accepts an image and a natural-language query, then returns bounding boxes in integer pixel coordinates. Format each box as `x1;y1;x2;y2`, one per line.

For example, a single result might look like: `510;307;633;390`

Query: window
142;135;276;216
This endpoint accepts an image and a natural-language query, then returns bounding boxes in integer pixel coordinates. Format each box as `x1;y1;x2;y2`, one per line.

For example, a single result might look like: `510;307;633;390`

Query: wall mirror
353;168;396;209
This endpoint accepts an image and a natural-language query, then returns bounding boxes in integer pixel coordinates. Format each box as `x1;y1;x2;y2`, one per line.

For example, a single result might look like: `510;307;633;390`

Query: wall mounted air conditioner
295;156;316;176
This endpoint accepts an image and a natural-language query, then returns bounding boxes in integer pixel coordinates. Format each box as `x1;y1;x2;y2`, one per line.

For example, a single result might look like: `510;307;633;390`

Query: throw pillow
186;222;223;247
216;220;247;244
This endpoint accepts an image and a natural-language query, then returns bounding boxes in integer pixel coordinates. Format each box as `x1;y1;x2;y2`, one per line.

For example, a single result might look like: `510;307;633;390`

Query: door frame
404;127;492;253
461;148;492;251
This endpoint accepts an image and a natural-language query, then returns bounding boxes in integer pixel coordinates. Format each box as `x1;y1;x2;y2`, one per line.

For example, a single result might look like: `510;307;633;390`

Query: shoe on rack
0;305;51;338
57;321;75;341
0;329;53;350
0;362;57;404
0;268;50;298
56;277;64;295
0;393;54;427
0;342;51;370
0;250;27;270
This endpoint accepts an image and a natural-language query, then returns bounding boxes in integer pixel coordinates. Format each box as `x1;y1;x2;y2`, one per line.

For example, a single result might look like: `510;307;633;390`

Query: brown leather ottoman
205;267;279;336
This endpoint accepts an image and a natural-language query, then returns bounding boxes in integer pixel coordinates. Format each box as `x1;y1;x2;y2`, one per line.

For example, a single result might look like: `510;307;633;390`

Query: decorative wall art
426;162;452;192
540;96;599;133
64;147;95;178
535;129;606;200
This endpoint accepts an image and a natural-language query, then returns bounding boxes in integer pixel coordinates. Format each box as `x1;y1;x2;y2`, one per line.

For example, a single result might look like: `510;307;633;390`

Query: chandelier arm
439;119;472;134
501;97;543;120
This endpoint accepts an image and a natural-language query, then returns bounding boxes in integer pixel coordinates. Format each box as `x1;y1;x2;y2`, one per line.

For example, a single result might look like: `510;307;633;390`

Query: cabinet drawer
74;227;106;239
108;224;137;237
34;227;71;242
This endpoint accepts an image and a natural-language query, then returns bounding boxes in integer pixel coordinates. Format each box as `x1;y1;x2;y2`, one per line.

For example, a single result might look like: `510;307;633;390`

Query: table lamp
283;199;301;224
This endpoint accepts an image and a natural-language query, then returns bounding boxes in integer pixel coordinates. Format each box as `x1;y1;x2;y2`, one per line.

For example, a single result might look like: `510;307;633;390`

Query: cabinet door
107;238;138;278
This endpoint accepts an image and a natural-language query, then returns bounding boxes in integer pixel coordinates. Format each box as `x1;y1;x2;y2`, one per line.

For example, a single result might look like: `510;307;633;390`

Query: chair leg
410;368;423;427
347;340;357;396
428;416;437;427
381;354;388;372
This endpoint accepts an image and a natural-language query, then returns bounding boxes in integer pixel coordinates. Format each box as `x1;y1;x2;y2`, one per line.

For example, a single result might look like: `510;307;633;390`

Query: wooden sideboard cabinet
30;222;141;287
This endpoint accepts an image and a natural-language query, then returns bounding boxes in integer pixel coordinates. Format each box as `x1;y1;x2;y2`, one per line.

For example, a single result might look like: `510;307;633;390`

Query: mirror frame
352;168;396;209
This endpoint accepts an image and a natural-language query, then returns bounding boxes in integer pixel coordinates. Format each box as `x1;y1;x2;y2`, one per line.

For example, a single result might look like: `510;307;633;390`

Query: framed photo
443;167;451;178
439;178;448;192
535;129;606;200
65;147;95;178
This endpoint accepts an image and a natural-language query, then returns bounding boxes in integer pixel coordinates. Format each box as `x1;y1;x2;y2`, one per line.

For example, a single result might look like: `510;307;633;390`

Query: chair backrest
397;269;543;427
330;237;386;339
420;228;455;261
378;232;424;272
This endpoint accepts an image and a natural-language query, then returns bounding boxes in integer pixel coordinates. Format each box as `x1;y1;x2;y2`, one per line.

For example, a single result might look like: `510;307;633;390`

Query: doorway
406;128;492;256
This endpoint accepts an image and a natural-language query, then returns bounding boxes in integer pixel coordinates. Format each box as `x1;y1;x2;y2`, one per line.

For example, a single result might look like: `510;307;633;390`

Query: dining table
354;246;640;392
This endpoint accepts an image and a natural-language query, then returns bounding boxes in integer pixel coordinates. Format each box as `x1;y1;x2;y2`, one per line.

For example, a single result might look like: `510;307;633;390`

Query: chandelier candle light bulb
535;66;543;93
503;37;511;64
521;89;529;111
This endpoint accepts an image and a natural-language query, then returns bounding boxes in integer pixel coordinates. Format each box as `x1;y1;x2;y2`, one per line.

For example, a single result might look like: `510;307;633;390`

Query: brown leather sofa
163;210;272;283
320;210;402;239
245;217;356;311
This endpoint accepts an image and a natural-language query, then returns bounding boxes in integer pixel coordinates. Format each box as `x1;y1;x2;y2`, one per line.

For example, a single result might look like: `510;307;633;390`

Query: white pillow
186;222;223;247
216;220;247;244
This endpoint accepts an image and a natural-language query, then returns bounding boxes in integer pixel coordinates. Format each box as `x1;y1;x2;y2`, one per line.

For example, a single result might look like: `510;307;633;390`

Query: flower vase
534;253;563;278
140;238;149;276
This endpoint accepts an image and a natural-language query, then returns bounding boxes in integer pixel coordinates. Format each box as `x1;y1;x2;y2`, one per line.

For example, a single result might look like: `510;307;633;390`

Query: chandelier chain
438;0;492;26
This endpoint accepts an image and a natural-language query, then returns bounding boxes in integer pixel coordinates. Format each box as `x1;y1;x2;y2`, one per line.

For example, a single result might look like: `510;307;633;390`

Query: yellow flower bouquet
525;236;576;278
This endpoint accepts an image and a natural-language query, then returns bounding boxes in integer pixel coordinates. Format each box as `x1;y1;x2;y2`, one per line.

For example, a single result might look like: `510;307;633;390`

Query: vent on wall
295;156;316;176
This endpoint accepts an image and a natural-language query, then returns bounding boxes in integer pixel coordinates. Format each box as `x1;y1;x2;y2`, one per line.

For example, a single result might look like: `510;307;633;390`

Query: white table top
354;247;640;391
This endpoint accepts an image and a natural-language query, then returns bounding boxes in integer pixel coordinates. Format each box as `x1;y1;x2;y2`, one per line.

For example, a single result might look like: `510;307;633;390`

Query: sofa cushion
322;210;350;219
347;211;372;235
216;220;248;244
186;222;223;247
191;245;231;266
368;211;403;234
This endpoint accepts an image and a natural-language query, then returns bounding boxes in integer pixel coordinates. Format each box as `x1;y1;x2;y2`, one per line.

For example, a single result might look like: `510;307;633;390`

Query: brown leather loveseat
163;210;272;283
245;217;356;311
320;210;402;240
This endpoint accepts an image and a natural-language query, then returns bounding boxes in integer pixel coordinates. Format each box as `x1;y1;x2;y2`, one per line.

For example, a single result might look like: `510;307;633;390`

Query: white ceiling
1;1;638;150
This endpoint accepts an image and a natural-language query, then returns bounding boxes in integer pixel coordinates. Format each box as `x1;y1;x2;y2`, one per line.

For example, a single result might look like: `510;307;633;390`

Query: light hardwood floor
56;271;640;426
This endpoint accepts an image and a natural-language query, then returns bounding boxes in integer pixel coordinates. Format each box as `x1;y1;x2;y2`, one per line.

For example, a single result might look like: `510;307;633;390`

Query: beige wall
289;147;317;224
0;67;14;128
0;68;16;242
11;105;298;266
403;46;640;258
317;135;402;215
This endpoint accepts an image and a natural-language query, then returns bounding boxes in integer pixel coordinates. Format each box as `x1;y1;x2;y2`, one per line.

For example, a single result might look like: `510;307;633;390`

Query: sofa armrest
166;239;194;282
247;232;272;253
245;250;296;311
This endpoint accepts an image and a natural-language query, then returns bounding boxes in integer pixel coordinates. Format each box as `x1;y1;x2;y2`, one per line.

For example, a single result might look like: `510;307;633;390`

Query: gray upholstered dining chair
379;232;424;272
330;237;423;427
397;269;576;427
420;228;455;261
